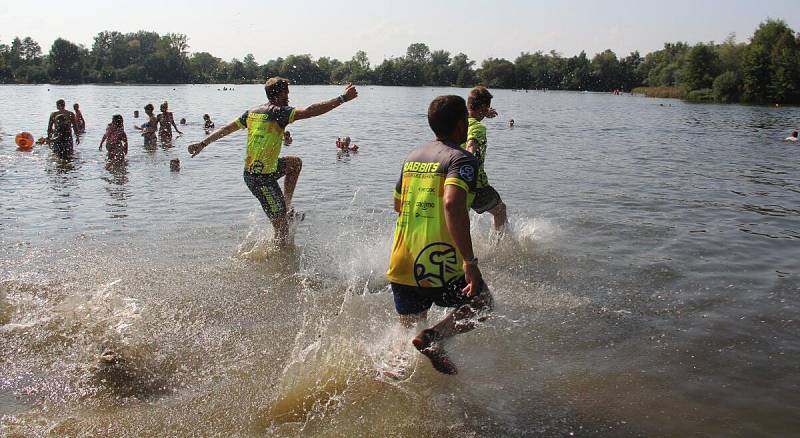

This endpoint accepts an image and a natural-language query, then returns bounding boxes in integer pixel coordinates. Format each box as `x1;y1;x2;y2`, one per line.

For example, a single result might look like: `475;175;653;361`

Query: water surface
1;85;798;436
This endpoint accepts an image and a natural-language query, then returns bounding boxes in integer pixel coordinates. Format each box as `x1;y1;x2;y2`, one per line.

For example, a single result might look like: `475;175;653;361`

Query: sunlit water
1;85;798;437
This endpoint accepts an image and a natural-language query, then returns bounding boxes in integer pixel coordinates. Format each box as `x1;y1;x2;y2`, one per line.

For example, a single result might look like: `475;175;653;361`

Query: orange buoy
15;132;34;150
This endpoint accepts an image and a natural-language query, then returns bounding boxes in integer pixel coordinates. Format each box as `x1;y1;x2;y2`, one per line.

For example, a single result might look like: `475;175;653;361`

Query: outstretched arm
293;83;358;121
187;121;242;157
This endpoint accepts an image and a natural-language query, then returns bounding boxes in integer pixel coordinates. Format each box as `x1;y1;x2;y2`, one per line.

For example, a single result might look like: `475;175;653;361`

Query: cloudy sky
1;0;796;64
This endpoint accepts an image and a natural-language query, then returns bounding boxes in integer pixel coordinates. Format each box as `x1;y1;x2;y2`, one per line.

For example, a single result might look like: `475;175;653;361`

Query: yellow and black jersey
387;140;478;288
234;103;296;174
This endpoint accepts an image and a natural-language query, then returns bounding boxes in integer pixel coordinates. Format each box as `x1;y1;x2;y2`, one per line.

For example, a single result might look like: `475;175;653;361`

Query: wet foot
412;329;457;375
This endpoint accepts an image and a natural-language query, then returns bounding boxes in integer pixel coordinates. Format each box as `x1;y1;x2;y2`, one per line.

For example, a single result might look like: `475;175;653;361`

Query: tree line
1;19;797;104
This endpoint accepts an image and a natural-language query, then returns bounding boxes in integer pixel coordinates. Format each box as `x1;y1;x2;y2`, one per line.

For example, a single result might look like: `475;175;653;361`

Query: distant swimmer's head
111;114;123;128
160;101;169;112
56;99;66;110
73;103;80;110
203;114;210;121
428;95;468;144
468;86;493;118
179;118;186;125
144;104;154;115
792;131;798;138
265;77;290;106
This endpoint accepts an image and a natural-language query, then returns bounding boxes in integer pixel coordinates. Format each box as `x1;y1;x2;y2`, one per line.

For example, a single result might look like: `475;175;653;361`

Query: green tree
681;43;720;91
424;49;453;86
242;53;259;81
450;53;475;87
479;58;516;88
48;38;83;83
406;43;431;64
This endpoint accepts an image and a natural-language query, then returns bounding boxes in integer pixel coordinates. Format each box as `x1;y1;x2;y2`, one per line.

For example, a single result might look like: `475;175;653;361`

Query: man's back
388;140;478;288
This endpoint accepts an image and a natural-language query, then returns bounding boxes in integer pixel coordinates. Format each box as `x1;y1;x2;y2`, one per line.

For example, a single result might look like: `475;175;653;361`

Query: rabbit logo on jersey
414;242;460;288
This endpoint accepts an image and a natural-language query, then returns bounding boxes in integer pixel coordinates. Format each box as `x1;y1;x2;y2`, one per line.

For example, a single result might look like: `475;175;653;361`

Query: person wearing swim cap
462;86;508;231
188;77;358;247
387;95;493;375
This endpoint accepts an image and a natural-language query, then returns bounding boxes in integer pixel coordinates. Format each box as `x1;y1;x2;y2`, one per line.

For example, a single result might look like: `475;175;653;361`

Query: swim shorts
243;157;288;220
391;278;488;315
471;185;502;214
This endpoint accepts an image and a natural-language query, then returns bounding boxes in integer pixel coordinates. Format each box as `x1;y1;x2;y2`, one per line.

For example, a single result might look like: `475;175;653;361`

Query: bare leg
271;214;290;248
489;201;508;231
282;156;303;209
412;290;493;374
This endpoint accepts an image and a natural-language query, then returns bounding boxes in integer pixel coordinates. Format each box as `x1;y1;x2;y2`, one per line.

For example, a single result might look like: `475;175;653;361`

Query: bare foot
412;329;457;375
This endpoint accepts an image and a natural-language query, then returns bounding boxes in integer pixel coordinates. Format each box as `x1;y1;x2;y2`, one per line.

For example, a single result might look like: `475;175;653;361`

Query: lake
1;84;799;436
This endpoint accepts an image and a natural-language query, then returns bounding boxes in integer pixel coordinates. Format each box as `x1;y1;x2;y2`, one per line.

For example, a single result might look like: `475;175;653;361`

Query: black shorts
391;278;487;315
471;185;502;214
243;158;288;220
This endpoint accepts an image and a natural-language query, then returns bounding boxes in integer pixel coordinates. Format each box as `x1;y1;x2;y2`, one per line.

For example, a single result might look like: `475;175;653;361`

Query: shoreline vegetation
1;19;798;105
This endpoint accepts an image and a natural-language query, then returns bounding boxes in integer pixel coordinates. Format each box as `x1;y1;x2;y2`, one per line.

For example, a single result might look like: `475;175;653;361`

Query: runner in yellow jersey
388;95;493;375
188;77;358;247
463;86;508;231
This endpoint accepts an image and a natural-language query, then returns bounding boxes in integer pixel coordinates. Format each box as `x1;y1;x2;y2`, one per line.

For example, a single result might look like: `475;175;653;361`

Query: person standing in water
157;101;182;145
50;113;77;158
47;99;81;156
462;86;508;231
387;95;492;375
99;115;128;160
187;77;358;247
134;104;158;147
73;103;86;133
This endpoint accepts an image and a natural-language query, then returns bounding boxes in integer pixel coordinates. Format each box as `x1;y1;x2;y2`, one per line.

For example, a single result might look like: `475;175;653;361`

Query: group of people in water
185;78;508;375
42;98;196;162
39;79;510;375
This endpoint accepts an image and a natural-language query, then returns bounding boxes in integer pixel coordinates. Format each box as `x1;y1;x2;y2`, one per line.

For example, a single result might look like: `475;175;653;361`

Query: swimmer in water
387;95;492;375
50;113;75;158
785;130;798;142
134;104;158;147
509;119;515;128
203;114;215;132
99;115;128;161
187;77;358;247
47;99;80;155
179;117;187;125
157;101;182;145
73;103;86;133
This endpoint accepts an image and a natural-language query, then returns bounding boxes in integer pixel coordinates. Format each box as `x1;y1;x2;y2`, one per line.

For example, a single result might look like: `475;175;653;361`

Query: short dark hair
468;86;493;110
111;114;123;127
428;95;467;138
144;103;154;112
56;99;65;108
265;77;290;101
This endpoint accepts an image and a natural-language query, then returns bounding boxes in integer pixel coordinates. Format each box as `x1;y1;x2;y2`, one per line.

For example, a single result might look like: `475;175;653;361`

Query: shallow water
1;85;799;437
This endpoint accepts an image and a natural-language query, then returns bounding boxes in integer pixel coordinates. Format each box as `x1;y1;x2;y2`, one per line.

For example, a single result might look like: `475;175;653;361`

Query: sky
1;0;797;65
